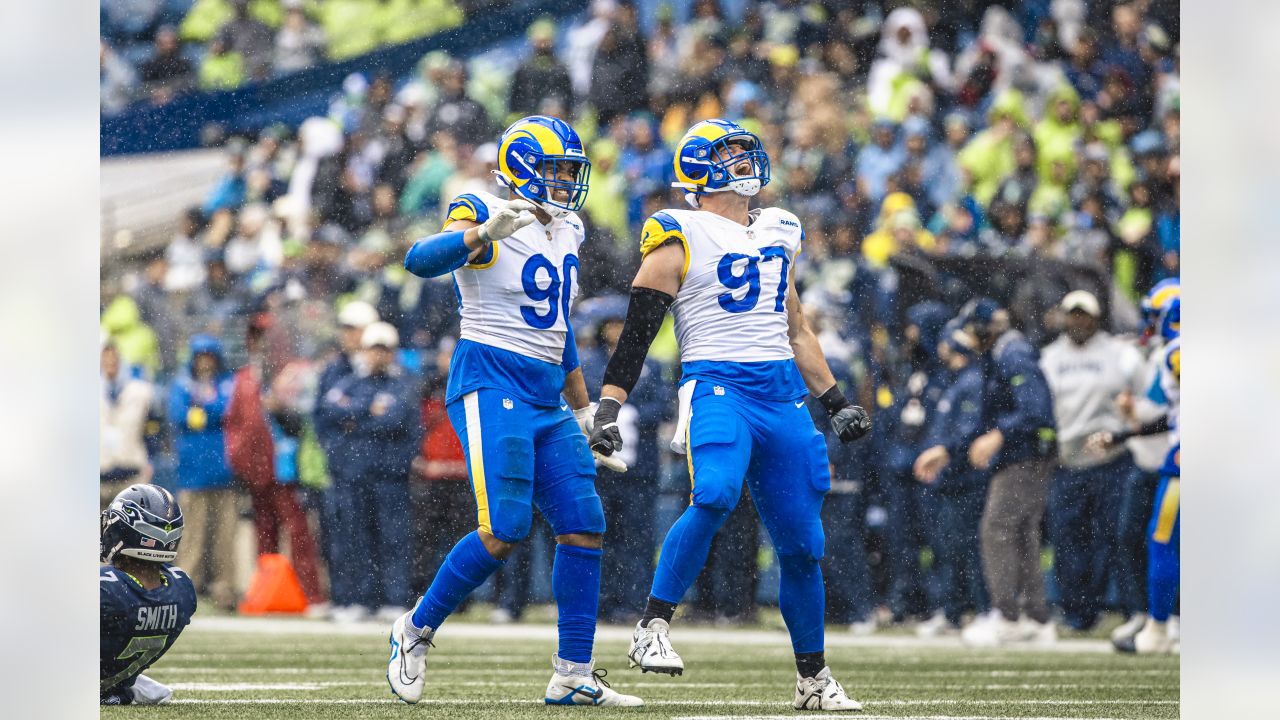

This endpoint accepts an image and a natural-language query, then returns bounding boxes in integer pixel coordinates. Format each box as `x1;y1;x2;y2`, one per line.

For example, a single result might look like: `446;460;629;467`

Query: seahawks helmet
496;115;591;219
101;484;184;564
672;119;771;207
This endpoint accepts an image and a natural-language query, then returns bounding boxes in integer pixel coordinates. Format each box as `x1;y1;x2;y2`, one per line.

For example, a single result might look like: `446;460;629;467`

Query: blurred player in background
388;115;641;707
1092;290;1181;655
589;119;871;711
100;485;196;705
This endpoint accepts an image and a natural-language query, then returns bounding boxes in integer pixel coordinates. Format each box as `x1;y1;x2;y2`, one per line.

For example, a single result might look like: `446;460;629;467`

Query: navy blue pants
1047;453;1133;630
883;468;934;620
597;472;657;621
821;482;875;624
1114;465;1160;616
327;474;413;608
932;479;990;625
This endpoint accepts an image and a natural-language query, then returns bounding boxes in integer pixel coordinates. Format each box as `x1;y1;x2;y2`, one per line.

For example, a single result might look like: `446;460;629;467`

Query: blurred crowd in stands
100;0;1179;634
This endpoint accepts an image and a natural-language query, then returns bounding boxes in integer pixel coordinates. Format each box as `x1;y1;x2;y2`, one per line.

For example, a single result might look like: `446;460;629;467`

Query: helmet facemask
675;128;771;204
500;153;591;219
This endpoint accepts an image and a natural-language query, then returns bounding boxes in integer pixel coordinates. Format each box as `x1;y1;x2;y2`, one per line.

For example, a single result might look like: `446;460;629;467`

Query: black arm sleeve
601;286;675;396
1114;414;1171;442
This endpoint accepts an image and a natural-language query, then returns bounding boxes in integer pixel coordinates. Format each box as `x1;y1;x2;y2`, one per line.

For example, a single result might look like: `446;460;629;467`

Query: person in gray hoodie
1039;290;1145;631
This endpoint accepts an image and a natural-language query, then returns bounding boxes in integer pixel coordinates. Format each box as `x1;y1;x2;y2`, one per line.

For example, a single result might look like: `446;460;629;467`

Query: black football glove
817;385;871;442
589;397;624;456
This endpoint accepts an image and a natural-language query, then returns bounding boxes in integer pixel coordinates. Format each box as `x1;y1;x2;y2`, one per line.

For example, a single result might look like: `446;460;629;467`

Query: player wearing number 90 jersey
391;115;642;708
589;119;871;711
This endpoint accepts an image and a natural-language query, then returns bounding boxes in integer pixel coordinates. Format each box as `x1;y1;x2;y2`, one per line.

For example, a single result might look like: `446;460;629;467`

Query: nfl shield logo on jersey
713;386;725;396
503;398;515;410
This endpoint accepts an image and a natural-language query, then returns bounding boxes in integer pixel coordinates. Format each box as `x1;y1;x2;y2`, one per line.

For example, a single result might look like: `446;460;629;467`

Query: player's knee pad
689;462;744;511
772;521;826;563
481;435;536;543
548;485;607;537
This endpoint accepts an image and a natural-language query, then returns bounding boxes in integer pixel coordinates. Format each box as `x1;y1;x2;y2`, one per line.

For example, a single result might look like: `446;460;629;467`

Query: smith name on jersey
443;190;586;407
640;206;806;400
100;564;196;698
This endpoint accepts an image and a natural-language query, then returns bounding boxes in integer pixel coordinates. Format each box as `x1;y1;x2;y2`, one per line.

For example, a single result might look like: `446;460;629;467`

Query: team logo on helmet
496;115;591;218
100;484;185;564
671;119;771;203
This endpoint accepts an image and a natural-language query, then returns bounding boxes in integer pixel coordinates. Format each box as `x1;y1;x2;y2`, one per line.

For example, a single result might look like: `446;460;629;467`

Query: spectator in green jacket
320;0;382;60
181;0;283;43
101;296;161;379
1034;84;1083;184
958;90;1029;206
200;37;245;90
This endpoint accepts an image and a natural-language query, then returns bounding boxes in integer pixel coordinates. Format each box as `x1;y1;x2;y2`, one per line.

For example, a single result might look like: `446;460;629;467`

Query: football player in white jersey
388;115;641;707
588;119;872;711
1092;293;1180;655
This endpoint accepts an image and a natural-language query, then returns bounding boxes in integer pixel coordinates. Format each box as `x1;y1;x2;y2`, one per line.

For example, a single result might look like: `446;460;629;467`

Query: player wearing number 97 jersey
393;115;642;707
589;119;870;711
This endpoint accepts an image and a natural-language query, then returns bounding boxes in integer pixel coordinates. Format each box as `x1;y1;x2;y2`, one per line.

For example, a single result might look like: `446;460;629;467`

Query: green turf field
103;615;1178;719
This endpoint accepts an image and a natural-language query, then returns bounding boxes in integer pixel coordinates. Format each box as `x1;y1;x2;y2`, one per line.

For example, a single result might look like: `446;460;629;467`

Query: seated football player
100;485;197;705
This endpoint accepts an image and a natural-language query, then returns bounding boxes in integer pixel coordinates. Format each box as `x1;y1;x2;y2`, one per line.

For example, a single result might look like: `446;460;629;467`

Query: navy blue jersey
100;564;196;699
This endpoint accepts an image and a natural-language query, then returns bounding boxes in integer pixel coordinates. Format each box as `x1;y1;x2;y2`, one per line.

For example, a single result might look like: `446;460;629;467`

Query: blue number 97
716;253;761;313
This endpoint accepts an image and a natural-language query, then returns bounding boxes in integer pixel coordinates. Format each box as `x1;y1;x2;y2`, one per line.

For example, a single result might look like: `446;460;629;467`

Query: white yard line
187;616;1115;653
169;698;1177;707
162;678;1169;691
673;716;1136;720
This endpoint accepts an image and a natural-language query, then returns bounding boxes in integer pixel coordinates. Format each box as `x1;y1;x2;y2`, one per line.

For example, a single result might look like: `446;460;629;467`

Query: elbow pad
404;230;471;278
601;287;675;395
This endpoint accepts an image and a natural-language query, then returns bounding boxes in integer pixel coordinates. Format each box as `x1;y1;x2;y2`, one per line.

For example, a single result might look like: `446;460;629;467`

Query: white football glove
477;199;537;242
573;403;628;473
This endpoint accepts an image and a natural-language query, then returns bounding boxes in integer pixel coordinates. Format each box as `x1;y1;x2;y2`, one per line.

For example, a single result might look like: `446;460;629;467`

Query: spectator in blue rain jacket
168;334;239;609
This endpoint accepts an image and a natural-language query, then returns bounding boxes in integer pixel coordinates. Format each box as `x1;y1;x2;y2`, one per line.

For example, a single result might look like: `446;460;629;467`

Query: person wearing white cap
312;300;379;622
317;320;421;624
1038;289;1146;631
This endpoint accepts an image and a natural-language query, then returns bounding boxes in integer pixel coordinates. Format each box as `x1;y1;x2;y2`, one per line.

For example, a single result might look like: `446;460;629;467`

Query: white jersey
640;206;804;363
446;191;585;364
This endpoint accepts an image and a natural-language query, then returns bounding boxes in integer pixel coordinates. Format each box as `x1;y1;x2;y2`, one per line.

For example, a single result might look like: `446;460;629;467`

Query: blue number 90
520;254;578;329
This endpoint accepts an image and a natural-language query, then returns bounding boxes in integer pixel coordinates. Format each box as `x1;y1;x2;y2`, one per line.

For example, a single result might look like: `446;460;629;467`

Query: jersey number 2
716;247;789;313
520;254;579;329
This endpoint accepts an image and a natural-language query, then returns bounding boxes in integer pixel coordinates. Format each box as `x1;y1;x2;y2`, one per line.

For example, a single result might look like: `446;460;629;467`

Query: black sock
795;651;825;679
640;596;677;627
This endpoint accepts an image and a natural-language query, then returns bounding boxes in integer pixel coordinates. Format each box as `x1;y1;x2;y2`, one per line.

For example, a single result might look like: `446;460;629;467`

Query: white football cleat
794;667;863;711
330;604;369;624
848;617;879;637
387;612;434;704
1167;614;1180;642
628;619;684;675
1111;613;1147;645
915;610;958;638
130;674;172;705
961;610;1022;647
1016;617;1058;646
376;605;410;623
1133;618;1175;654
545;657;644;706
